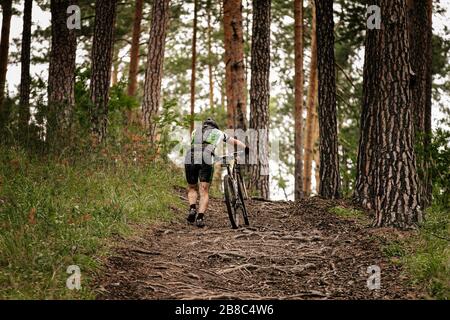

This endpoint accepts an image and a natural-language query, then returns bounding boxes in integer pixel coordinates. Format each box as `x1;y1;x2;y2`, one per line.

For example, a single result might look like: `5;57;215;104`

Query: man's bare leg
196;182;210;228
198;182;210;214
187;184;198;223
187;183;198;207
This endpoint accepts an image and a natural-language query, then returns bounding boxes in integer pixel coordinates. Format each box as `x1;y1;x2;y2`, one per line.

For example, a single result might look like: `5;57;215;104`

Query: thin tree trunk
0;0;13;108
315;0;340;199
249;0;271;199
142;0;171;145
190;0;198;133
128;0;144;97
19;0;33;141
312;95;320;193
407;0;433;208
294;0;304;200
223;0;247;130
207;0;215;110
90;0;117;144
47;0;77;147
303;0;318;197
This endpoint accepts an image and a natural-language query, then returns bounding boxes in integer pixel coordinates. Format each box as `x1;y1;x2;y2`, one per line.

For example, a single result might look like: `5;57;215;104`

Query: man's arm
227;137;247;150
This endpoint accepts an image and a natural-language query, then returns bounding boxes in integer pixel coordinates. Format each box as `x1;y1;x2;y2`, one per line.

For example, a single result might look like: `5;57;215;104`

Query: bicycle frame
219;152;249;199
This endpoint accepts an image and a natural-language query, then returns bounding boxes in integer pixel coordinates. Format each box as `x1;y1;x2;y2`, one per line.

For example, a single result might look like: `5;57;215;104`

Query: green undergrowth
329;205;369;224
395;207;449;300
0;146;183;299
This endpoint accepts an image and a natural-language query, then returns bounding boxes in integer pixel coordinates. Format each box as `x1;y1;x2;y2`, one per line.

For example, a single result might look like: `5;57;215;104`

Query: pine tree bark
90;0;117;144
142;0;171;145
356;0;422;228
47;0;77;146
407;0;433;208
18;0;33;140
223;0;247;130
189;0;198;133
128;0;144;97
249;0;271;200
0;0;13;109
294;0;304;200
354;2;381;209
303;0;318;197
315;0;340;199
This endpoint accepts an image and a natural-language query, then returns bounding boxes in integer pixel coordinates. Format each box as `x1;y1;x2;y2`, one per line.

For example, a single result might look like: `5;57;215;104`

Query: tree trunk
354;2;381;209
356;0;422;228
207;0;215;110
18;0;33;140
312;97;320;193
294;0;304;201
0;0;13;108
47;0;77;146
249;0;271;200
189;0;198;133
303;0;318;197
315;0;340;199
223;0;247;130
128;0;144;97
407;0;433;208
142;0;171;145
90;0;117;144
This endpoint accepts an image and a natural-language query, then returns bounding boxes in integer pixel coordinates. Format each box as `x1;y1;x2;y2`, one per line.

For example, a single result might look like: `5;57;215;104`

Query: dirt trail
96;190;421;300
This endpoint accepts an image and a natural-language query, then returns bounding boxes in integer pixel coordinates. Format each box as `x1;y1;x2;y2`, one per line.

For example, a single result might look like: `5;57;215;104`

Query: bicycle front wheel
224;175;239;229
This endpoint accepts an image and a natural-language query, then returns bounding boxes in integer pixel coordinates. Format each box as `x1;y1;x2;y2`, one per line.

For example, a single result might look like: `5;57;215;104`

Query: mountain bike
218;151;250;229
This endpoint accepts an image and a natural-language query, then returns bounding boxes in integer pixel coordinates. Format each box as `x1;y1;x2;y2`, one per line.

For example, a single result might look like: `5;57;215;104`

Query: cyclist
184;118;248;228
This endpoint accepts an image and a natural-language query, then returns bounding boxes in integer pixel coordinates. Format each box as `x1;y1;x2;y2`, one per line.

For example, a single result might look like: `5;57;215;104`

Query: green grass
329;205;368;223
379;206;450;299
403;207;450;299
0;147;183;299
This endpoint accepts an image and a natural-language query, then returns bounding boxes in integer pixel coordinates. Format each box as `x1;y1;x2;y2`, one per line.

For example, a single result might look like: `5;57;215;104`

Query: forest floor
95;187;424;300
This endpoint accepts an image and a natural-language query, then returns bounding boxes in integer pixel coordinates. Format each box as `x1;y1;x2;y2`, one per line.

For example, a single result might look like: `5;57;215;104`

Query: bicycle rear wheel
224;175;239;229
236;173;250;226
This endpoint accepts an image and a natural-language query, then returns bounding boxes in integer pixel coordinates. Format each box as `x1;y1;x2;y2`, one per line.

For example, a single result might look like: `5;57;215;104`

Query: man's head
203;118;219;130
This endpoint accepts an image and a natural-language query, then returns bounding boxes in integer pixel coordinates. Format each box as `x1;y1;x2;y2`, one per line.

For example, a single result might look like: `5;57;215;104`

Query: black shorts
185;163;214;184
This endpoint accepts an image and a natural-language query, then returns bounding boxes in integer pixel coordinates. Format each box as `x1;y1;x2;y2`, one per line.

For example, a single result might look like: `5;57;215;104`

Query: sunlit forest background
2;0;448;199
0;0;449;300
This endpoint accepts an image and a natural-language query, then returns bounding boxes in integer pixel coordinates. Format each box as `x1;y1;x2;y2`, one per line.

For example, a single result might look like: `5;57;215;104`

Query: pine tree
303;0;318;197
206;0;215;110
315;0;340;199
0;0;13;108
407;0;433;207
189;0;198;133
90;0;118;144
142;0;171;144
127;0;144;98
224;0;247;129
18;0;33;140
294;0;304;200
47;0;77;146
356;0;422;228
249;0;271;199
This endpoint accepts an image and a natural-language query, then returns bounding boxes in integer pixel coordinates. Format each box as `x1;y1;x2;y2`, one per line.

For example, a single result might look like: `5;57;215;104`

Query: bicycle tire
236;173;250;226
224;175;239;229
